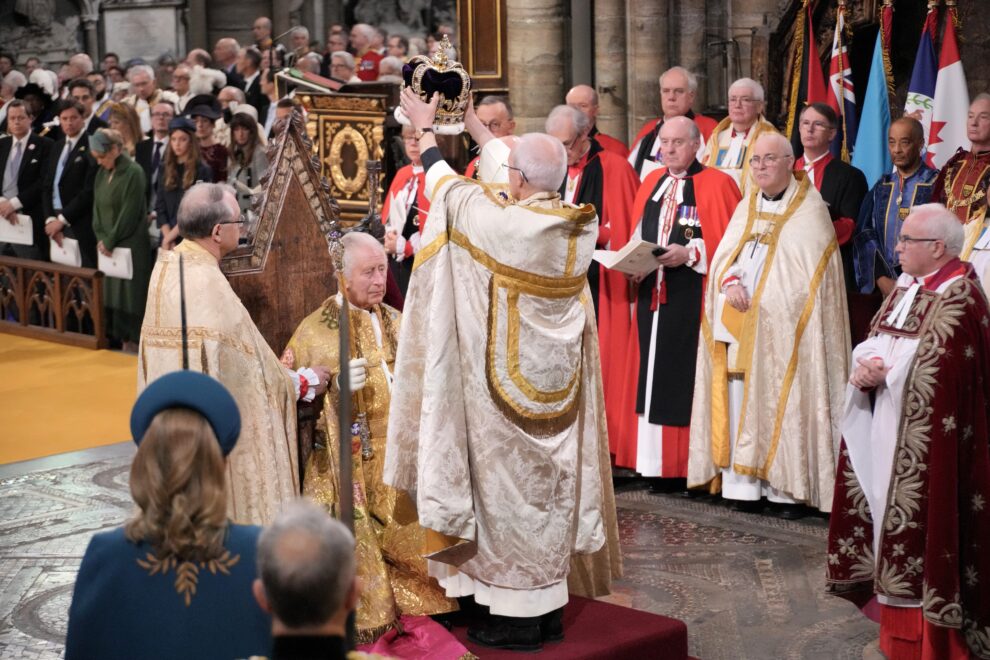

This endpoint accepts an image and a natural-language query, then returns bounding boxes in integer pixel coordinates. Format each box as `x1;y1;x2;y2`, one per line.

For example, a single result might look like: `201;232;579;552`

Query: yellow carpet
0;334;137;464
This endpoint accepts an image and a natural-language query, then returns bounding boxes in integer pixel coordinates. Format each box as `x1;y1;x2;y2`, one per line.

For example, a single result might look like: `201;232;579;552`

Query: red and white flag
929;9;970;168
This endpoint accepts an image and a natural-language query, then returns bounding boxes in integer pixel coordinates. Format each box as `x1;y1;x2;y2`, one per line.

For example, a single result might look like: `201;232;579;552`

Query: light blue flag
851;33;892;189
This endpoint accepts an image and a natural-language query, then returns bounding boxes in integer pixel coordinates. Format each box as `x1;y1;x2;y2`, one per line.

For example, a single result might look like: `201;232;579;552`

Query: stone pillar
669;0;708;110
625;0;668;140
505;0;567;133
79;0;101;60
593;0;627;142
187;0;208;51
273;1;292;41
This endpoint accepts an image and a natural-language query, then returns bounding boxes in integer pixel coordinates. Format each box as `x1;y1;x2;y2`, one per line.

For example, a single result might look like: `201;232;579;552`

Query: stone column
80;0;101;60
506;0;567;133
625;0;668;140
187;0;208;51
593;0;627;142
669;0;708;110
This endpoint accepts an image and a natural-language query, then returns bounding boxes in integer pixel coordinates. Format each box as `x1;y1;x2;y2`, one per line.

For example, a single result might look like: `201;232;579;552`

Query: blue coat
853;164;938;292
65;524;272;660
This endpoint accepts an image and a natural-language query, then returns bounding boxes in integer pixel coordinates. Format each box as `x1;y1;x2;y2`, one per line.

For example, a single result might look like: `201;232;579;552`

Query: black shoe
773;503;807;520
468;616;543;652
648;477;687;494
540;607;564;643
728;498;762;513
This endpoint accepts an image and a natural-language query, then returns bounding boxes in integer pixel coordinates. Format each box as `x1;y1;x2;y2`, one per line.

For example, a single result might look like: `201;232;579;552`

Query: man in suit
135;100;173;245
46;79;109;143
1;100;54;261
43;100;99;267
793;102;868;291
213;38;244;90
237;47;268;122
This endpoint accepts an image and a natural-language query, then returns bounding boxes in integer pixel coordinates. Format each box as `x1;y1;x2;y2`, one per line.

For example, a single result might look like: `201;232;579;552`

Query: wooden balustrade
0;256;107;349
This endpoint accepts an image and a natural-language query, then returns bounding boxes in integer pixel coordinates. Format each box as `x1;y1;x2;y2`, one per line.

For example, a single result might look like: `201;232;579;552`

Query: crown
395;36;471;135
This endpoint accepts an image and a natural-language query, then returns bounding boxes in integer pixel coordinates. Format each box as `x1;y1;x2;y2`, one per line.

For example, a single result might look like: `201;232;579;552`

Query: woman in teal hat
90;127;152;352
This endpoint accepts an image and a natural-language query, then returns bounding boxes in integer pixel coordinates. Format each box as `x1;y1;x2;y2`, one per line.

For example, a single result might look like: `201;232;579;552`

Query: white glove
336;358;368;392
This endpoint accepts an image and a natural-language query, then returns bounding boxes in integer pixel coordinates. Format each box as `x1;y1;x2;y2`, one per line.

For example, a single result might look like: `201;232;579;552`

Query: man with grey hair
123;63;178;133
628;66;718;180
690;132;849;519
288;26;312;67
386;89;616;650
565;83;627;157
138;182;330;525
546;104;638;448
701;77;778;194
827;203;990;659
328;51;359;83
253;500;359;658
377;56;403;82
283;227;457;640
464;95;516;178
350;23;383;81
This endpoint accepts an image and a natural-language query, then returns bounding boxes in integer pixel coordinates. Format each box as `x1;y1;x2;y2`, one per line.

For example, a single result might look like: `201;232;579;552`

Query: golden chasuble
688;176;850;511
138;241;299;525
385;167;621;596
282;297;455;643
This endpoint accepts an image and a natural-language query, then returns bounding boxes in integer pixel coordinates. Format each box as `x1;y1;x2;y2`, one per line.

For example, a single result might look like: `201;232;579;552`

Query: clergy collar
915;257;966;291
761;187;787;202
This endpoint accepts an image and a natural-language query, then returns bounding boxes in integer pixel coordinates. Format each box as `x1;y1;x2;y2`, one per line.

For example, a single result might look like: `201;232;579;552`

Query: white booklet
593;239;662;277
0;213;34;245
98;247;133;280
50;237;82;267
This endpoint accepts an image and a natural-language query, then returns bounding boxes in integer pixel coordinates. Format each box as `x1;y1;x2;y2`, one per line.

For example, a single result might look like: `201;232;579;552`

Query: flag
904;5;939;163
928;6;970;168
826;2;857;161
786;0;828;157
851;31;892;189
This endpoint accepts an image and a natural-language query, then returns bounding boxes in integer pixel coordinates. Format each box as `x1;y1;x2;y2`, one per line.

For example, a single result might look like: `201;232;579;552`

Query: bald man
690;133;849;519
386;88;616;651
628;66;718;179
854;117;939;296
566;84;628;157
214;37;244;89
613;116;740;486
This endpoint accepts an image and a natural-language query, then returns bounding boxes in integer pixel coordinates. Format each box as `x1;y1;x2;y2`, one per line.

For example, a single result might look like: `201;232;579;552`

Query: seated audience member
157;117;211;250
350;24;382;81
65;371;273;660
228;109;268;217
329;51;360;84
386;35;409;59
377;56;403;83
269;98;299;137
252;500;360;660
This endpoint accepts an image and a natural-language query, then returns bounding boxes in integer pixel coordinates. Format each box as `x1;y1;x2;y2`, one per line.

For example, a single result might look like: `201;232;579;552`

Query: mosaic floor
0;445;877;659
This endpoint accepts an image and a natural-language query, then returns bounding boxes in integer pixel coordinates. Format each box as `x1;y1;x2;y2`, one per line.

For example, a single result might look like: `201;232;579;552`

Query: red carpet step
450;596;689;659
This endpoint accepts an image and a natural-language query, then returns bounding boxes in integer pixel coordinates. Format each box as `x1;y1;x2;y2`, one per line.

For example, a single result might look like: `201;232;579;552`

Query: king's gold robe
282;296;455;642
385;156;620;616
688;175;850;510
138;240;298;525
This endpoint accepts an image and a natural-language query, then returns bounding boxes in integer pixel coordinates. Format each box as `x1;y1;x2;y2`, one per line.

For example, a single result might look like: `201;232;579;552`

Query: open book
592;240;661;277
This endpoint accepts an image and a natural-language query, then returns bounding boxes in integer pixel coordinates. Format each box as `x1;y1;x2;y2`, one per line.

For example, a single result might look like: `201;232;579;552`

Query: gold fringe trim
785;0;810;139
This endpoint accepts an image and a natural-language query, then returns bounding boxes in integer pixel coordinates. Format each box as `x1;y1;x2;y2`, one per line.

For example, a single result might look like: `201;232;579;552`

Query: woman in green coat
90;128;151;352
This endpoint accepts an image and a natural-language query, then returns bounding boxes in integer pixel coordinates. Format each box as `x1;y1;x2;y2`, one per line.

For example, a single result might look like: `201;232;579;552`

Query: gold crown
402;36;471;132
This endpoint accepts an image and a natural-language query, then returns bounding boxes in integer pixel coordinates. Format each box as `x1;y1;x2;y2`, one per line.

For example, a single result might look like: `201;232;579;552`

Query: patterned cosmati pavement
0;447;877;659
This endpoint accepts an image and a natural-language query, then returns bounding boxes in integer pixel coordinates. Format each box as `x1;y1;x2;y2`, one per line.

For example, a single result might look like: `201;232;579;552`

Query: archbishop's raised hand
400;87;440;131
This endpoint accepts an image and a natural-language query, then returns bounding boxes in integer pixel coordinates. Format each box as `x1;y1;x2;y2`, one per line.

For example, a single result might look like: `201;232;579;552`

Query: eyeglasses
748;154;790;167
729;96;758;106
897;234;941;245
501;163;529;183
481;120;503;131
217;219;246;226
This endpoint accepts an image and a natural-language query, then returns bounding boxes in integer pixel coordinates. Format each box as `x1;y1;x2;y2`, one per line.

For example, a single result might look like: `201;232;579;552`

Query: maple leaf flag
929;10;970;168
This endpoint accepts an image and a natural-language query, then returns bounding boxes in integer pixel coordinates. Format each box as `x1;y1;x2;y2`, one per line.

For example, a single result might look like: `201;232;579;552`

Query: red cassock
564;146;640;457
592;130;629;159
612;165;739;472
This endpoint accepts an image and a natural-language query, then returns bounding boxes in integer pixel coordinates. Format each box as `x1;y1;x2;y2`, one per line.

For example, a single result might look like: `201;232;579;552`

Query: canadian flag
928;11;970;168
